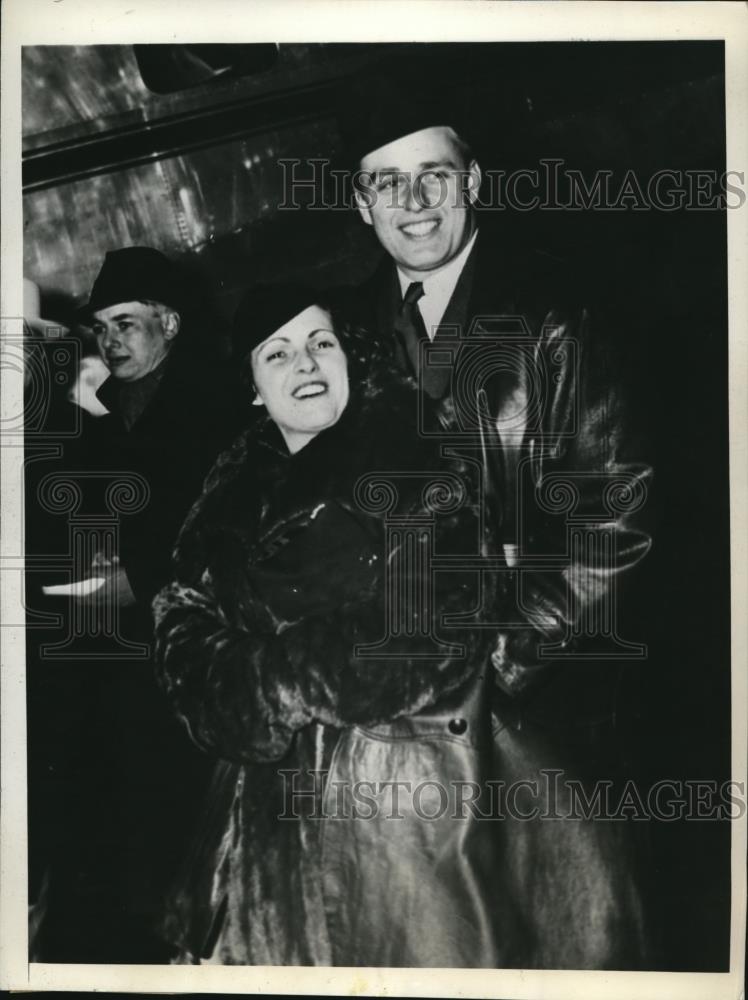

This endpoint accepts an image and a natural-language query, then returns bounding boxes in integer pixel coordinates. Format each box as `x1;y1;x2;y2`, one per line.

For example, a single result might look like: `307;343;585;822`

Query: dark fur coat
154;372;493;764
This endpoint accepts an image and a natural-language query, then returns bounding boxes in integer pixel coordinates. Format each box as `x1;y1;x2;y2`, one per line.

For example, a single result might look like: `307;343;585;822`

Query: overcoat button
448;718;468;735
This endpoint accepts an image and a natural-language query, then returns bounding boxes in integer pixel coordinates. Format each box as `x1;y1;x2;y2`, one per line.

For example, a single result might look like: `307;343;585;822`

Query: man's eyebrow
93;312;135;324
419;158;461;170
368;159;460;177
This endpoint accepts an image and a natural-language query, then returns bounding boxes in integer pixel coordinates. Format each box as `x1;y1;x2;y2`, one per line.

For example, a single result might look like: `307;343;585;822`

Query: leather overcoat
355;226;654;718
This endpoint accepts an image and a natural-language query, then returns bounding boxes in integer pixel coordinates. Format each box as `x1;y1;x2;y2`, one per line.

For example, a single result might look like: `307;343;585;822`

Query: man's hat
78;246;184;323
232;283;323;365
339;69;473;168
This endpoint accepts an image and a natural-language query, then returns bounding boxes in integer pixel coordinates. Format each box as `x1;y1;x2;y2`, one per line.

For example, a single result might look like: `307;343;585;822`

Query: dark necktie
393;281;428;376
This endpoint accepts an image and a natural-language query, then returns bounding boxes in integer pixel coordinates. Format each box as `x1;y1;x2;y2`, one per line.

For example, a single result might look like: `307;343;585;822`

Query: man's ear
466;159;482;206
163;310;181;340
354;184;374;226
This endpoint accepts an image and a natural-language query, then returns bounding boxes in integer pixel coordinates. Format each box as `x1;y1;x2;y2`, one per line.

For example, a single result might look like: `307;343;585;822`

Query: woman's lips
292;381;327;399
107;356;129;367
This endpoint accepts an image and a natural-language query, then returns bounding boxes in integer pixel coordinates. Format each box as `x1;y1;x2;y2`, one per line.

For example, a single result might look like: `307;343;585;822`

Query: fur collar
173;368;452;577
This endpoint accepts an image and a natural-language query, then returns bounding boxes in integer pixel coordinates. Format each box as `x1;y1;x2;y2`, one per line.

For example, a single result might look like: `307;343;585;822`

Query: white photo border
2;1;746;996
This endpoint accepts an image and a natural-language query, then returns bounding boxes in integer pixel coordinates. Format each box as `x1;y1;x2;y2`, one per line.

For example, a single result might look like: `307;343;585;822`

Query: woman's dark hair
236;285;404;401
322;290;393;387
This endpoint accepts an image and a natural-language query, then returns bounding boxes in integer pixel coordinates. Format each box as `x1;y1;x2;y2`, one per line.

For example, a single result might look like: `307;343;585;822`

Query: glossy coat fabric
347;228;656;966
153;359;652;968
355;225;654;712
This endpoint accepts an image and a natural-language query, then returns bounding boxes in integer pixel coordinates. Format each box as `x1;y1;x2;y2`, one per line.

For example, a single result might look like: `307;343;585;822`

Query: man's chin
398;249;452;274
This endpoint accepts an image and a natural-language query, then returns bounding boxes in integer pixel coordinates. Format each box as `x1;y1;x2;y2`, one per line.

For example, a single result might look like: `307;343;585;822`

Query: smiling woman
151;285;512;965
246;293;350;455
151;282;651;969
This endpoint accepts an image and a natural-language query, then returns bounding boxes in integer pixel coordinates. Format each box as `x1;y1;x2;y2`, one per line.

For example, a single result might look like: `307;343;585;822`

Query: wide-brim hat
77;246;184;324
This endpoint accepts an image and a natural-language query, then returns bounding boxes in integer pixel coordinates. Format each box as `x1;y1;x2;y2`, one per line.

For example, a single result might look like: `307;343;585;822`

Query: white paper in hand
42;576;107;598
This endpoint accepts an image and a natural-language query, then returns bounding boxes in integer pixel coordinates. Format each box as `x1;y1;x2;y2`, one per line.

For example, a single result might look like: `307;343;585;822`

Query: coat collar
175;371;431;567
96;355;170;429
371;223;520;337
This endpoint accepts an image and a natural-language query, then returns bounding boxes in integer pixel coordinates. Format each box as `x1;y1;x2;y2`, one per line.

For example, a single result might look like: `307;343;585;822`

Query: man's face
91;300;178;382
250;305;349;454
356;126;481;279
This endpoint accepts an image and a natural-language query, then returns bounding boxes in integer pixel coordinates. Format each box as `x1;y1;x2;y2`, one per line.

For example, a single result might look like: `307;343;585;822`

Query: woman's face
250;305;349;454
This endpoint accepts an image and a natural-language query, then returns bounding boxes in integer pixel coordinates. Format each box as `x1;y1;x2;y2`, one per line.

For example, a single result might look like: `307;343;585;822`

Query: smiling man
348;104;652;683
356;125;481;281
344;96;655;969
354;121;483;394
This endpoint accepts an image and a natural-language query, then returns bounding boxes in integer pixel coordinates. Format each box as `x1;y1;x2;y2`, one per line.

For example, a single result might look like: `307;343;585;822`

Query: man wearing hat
349;105;652;672
68;246;244;960
345;94;655;968
81;246;243;611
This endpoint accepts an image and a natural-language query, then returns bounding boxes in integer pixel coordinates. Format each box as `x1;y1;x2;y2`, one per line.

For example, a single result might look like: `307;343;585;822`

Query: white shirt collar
397;228;479;340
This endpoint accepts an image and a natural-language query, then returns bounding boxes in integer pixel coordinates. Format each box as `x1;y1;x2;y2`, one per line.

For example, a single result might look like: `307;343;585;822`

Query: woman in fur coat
153;285;649;969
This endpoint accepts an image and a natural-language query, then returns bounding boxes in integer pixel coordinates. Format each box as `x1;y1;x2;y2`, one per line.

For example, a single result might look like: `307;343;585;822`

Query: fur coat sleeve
153;565;483;764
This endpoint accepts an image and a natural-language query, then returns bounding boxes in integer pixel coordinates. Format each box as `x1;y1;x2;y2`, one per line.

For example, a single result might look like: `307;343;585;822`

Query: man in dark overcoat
64;246;245;960
343;102;657;967
348;103;653;730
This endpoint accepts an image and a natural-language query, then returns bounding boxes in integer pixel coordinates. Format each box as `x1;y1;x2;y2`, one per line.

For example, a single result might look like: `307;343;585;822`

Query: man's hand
90;550;120;572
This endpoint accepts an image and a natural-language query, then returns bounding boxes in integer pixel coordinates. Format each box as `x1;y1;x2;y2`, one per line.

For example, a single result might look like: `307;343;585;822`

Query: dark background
23;42;732;969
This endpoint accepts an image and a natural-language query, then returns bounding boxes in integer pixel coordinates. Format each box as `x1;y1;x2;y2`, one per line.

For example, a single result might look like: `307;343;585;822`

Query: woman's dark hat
78;247;184;323
232;283;325;364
